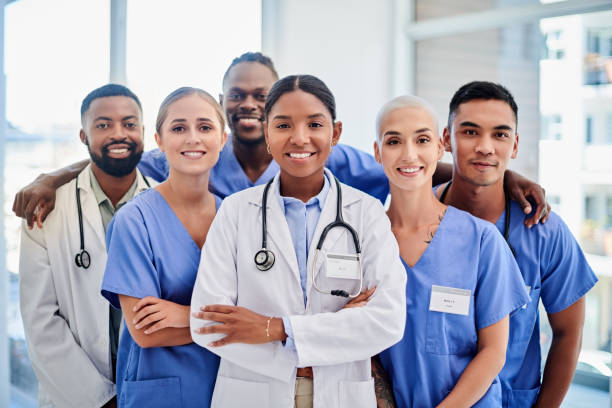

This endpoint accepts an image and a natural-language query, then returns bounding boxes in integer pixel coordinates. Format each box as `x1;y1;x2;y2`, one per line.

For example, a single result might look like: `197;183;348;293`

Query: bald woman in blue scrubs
374;95;529;407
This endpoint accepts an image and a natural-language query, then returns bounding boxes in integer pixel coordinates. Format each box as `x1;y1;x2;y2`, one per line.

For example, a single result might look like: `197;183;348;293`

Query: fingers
133;296;161;313
539;203;551;224
191;311;231;323
37;200;54;225
12;190;24;217
143;319;168;334
133;304;160;326
201;304;239;314
512;188;532;216
343;301;368;309
194;323;226;336
135;311;164;330
208;336;234;347
24;199;40;229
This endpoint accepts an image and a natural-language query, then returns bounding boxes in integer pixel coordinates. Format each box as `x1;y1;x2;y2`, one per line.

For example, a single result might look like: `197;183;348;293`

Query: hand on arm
535;298;585;408
13;159;89;228
192;305;287;347
437;316;509;408
504;170;550;228
119;295;192;348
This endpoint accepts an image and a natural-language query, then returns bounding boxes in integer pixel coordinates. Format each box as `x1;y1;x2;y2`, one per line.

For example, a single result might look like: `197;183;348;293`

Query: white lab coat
19;165;152;408
190;169;407;408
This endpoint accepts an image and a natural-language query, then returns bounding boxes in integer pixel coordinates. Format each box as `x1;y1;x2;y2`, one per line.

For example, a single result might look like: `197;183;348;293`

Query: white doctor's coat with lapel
190;169;407;408
19;165;152;408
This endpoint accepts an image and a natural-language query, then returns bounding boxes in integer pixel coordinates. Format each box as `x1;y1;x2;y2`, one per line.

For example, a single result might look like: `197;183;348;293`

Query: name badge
522;285;531;309
326;253;360;280
429;285;471;316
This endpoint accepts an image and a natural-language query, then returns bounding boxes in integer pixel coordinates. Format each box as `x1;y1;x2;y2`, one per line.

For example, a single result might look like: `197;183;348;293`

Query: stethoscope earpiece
254;249;275;271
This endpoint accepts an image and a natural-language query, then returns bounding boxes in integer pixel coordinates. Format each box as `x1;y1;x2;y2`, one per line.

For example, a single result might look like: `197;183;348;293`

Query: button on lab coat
190;169;407;408
19;166;152;408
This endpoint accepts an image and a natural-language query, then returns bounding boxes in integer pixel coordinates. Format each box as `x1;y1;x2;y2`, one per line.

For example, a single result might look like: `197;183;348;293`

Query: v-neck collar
402;206;452;269
150;189;214;251
224;136;280;186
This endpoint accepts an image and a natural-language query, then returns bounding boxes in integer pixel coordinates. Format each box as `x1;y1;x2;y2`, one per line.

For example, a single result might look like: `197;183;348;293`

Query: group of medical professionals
14;51;598;408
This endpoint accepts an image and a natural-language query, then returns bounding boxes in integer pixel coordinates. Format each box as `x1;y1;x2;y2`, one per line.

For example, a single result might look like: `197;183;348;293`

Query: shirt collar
89;167;139;210
275;172;331;212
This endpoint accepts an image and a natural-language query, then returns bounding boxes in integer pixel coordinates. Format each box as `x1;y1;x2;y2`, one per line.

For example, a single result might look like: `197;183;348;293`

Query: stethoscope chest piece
254;249;275;271
75;250;91;269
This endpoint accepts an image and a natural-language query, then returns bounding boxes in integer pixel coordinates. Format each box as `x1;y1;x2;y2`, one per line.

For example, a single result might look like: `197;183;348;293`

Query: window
541;114;562;140
586;115;593;144
545;30;565;59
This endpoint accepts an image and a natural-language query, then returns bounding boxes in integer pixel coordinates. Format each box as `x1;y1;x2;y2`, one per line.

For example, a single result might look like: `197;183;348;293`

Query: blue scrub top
379;206;530;408
496;200;597;407
138;136;389;203
101;189;221;408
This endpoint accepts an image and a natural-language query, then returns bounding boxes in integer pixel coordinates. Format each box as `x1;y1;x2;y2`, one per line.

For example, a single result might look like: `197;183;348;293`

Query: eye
96;122;109;129
464;129;478;136
200;124;213;131
171;125;185;132
309;122;323;128
276;123;290;129
386;138;399;145
228;93;243;101
124;122;137;129
417;136;430;144
255;93;267;101
494;131;510;138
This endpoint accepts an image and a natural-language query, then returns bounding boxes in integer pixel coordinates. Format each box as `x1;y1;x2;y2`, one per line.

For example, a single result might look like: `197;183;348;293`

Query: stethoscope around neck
439;181;516;258
74;175;150;269
254;176;363;298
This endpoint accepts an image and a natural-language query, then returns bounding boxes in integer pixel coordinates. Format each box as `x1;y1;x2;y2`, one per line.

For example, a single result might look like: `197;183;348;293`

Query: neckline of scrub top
224;135;280;186
149;188;219;251
400;205;452;269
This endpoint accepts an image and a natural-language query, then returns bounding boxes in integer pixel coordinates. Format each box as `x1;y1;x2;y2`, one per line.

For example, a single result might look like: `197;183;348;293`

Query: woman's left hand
132;296;190;334
192;305;285;347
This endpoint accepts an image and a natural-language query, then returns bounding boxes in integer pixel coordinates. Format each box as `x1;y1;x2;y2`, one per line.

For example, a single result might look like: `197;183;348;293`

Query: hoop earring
266;144;271;154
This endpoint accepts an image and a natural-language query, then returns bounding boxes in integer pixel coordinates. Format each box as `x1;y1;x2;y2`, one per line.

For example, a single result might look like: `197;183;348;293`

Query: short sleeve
101;203;160;309
475;226;530;330
326;144;389;204
137;149;169;183
540;215;598;314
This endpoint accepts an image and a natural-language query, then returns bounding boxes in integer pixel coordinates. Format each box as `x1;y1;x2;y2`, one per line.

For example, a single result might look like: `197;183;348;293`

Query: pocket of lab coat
211;375;269;408
509;286;541;345
120;377;182;408
338;379;376;408
425;298;477;355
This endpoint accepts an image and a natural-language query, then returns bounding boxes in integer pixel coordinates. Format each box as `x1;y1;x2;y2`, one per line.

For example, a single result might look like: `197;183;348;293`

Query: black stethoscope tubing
439;181;516;258
74;174;150;269
254;176;362;297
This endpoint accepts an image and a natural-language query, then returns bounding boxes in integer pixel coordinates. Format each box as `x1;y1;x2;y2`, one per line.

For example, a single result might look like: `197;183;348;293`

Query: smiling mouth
108;148;128;154
288;152;315;159
181;151;206;158
398;166;422;174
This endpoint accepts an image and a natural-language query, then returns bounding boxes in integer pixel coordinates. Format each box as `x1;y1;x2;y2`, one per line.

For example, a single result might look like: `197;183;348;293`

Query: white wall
262;0;397;154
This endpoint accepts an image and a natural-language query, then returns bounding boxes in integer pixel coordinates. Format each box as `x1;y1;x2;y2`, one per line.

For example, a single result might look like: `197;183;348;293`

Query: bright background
3;1;612;407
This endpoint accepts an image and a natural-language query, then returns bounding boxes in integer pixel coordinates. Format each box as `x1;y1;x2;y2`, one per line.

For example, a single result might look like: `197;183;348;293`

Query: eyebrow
459;121;513;131
414;127;433;134
170;118;214;124
93;115;138;122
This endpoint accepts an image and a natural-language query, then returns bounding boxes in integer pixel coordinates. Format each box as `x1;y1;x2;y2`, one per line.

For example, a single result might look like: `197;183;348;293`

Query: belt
296;367;313;379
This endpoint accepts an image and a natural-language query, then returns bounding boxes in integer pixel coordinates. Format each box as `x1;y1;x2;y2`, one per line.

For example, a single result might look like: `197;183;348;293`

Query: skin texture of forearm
535;299;585;408
371;355;396;408
437;318;508;408
46;159;89;188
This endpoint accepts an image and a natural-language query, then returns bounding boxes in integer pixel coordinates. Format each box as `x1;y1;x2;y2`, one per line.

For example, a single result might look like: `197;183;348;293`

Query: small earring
266;144;271;154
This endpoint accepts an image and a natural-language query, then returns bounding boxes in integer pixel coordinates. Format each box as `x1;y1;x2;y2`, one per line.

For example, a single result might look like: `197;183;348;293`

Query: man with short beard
19;84;153;408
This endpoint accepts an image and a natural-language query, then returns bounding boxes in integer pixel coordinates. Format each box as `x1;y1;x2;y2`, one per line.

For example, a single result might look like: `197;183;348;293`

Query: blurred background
2;0;612;406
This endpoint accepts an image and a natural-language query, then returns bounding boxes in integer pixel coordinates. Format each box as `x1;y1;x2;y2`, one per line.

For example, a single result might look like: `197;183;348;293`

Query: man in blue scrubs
438;81;598;407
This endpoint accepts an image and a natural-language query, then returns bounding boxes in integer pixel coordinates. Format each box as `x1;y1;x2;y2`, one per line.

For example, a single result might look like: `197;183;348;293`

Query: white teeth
289;152;313;159
399;167;420;173
183;151;204;157
109;148;128;154
239;118;259;123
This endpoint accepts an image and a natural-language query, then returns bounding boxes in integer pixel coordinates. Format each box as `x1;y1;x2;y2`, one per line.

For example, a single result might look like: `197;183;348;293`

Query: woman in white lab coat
190;75;407;408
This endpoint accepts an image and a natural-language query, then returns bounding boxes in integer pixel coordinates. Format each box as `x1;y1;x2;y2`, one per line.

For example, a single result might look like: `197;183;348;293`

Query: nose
475;135;494;155
185;127;200;144
400;141;418;161
239;95;257;112
290;126;308;146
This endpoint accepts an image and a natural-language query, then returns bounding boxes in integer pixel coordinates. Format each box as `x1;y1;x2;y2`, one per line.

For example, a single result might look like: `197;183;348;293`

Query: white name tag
522;285;531;309
429;285;471;316
325;252;361;280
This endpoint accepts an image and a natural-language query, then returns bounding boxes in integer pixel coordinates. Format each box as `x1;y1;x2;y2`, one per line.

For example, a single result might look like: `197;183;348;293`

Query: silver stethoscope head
254;249;275;271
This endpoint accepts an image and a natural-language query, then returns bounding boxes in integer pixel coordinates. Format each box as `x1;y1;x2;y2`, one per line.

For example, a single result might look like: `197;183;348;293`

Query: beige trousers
294;377;313;408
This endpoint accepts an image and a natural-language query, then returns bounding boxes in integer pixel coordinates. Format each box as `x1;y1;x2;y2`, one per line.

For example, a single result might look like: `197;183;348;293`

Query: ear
436;136;444;161
263;121;270;149
154;132;164;152
443;127;452;152
373;141;382;164
332;121;342;146
220;130;228;149
511;132;519;159
79;129;87;145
